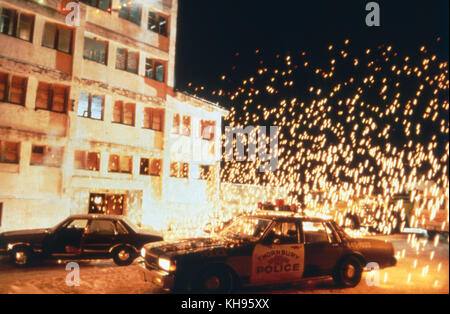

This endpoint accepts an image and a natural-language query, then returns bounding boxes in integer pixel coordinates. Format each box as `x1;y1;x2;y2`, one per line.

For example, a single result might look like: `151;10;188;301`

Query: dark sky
175;0;449;96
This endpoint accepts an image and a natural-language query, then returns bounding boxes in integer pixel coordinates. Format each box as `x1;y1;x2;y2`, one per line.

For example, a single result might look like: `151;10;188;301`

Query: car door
302;220;344;277
250;220;305;284
81;219;117;258
50;218;89;257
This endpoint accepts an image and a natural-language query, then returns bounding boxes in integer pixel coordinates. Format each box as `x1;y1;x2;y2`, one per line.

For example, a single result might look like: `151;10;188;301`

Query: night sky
175;0;449;96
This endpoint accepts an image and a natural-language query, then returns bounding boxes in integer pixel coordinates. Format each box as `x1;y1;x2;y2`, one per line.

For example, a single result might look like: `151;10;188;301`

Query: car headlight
141;248;146;258
158;257;176;271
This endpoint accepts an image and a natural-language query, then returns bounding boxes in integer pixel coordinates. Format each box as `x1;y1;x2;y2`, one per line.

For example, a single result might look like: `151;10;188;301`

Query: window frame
77;93;104;120
0;7;34;42
42;22;73;54
0;72;27;106
36;82;69;113
83;37;108;65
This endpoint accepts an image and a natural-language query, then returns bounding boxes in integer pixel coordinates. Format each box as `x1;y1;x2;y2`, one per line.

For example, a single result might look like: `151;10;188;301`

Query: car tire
11;246;32;267
197;266;233;293
112;246;135;266
332;256;362;288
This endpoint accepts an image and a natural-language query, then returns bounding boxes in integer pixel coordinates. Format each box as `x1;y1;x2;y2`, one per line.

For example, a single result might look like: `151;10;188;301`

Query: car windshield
220;217;272;242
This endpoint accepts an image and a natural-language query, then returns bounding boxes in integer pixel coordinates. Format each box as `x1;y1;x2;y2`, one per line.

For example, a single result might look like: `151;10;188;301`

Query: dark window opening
148;11;168;36
0;7;34;42
118;0;141;25
83;37;108;64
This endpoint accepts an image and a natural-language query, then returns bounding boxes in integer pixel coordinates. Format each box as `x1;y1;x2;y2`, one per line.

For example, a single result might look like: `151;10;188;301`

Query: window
77;93;104;120
145;59;164;82
201;120;216;140
79;0;111;11
199;165;212;180
0;7;34;42
268;222;299;244
0;140;19;164
30;145;63;167
140;158;162;176
302;221;330;244
148;12;168;36
36;82;69;112
74;151;100;171
170;162;188;178
0;72;27;105
118;0;141;25
42;23;73;54
172;113;180;134
140;158;149;175
143;107;163;131
83;37;107;64
150;159;161;176
113;101;135;126
88;220;116;235
109;155;132;174
182;116;191;136
116;48;139;74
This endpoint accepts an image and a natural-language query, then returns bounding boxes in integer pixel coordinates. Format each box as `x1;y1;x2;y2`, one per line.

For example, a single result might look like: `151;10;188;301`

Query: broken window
83;37;108;64
200;120;216;141
80;0;111;11
148;11;168;37
0;7;34;42
119;0;142;25
116;48;139;74
77;92;104;120
0;72;27;105
36;82;69;113
0;140;19;164
182;115;191;136
30;145;63;167
143;107;163;131
74;150;100;171
145;59;164;82
42;22;73;54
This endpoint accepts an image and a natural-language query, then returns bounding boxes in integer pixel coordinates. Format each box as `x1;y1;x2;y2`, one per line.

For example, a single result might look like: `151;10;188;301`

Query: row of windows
172;114;216;141
83;37;165;82
1;140;214;181
80;0;169;36
0;6;73;54
0;71;71;110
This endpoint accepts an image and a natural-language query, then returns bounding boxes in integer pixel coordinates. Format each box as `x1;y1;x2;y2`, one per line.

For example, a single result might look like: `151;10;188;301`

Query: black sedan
140;212;397;292
0;215;163;267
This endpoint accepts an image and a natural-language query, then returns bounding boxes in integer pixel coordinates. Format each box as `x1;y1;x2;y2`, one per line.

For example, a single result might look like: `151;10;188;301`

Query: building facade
0;0;228;231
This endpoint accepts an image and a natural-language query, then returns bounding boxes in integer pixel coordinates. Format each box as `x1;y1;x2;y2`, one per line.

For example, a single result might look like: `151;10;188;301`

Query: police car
139;212;397;292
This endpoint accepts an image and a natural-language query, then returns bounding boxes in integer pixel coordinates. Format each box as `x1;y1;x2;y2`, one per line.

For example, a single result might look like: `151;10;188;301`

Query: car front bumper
138;258;174;290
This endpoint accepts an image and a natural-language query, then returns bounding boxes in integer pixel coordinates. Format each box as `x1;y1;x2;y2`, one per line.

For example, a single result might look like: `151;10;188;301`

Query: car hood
0;228;50;243
144;236;246;257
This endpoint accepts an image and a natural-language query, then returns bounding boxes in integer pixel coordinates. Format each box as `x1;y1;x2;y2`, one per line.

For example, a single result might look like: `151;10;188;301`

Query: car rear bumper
138;259;174;290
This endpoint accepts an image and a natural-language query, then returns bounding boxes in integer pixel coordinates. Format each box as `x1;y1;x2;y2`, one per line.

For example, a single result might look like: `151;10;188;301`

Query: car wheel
112;246;135;266
197;267;233;293
11;246;32;267
333;256;362;288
